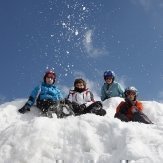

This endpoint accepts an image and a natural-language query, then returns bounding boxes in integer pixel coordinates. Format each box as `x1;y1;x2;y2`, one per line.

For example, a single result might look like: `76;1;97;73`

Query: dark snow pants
36;99;57;112
114;112;129;122
133;112;153;124
115;112;153;124
72;101;106;116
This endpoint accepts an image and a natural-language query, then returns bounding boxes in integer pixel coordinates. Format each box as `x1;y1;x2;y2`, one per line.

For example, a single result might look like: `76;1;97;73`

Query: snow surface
0;97;163;163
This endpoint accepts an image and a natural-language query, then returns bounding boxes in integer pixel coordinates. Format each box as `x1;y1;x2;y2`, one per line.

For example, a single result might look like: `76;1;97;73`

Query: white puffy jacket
67;88;95;107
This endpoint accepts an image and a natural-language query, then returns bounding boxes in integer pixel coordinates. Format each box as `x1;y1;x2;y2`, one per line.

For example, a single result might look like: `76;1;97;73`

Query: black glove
94;101;103;108
79;104;86;112
18;104;30;114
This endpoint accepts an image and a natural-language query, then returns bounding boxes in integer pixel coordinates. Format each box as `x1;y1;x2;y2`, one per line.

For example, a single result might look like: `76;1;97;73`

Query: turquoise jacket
101;81;124;101
27;82;63;107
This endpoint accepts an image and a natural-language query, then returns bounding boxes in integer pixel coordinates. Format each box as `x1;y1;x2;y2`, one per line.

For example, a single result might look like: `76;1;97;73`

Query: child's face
127;91;136;101
105;77;113;84
45;76;54;85
75;82;85;89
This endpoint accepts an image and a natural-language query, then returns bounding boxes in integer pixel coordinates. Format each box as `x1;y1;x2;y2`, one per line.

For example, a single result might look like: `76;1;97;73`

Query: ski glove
79;104;86;112
18;104;31;114
94;101;103;108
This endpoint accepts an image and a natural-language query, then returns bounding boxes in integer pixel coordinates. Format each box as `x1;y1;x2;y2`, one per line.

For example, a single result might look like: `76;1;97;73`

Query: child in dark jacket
114;86;153;124
18;70;64;118
67;78;106;116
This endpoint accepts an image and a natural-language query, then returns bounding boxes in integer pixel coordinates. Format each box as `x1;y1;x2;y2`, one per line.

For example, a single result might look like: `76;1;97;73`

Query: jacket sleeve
56;88;63;100
101;85;107;101
26;85;41;107
117;83;125;98
135;101;143;112
67;90;73;102
85;91;95;107
116;101;126;113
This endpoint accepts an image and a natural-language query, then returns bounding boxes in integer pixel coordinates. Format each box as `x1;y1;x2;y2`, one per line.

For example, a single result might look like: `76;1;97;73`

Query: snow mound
0;97;163;163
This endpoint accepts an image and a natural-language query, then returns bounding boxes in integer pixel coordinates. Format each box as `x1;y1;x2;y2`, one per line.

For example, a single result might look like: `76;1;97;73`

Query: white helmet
125;86;138;98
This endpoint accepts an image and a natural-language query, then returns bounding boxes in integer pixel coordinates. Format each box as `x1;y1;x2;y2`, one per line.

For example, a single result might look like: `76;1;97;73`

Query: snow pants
115;111;153;124
36;99;57;112
72;101;106;116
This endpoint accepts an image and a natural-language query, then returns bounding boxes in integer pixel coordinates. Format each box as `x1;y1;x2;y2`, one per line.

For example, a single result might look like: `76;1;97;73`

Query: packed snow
0;97;163;163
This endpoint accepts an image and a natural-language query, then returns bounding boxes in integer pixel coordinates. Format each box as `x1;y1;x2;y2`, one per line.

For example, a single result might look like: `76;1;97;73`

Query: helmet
124;86;138;98
103;70;115;81
44;70;56;83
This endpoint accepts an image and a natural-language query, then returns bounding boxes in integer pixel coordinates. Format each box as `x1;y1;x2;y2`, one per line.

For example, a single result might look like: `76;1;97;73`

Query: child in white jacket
67;78;106;116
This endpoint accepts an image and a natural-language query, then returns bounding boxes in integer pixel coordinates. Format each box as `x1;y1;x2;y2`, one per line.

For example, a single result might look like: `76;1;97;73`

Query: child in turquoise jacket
18;70;63;117
101;70;124;101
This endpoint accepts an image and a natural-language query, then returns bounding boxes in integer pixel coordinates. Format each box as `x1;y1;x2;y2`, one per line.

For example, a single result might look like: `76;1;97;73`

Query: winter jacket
115;100;143;121
67;88;95;107
101;81;124;101
26;82;63;107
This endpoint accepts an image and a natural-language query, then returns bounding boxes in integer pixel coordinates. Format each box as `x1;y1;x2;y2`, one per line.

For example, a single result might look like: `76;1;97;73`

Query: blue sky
0;0;163;102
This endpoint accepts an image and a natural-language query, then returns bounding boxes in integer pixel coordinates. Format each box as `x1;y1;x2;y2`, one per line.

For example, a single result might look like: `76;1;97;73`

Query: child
18;70;66;118
101;70;124;101
67;78;106;116
114;86;153;124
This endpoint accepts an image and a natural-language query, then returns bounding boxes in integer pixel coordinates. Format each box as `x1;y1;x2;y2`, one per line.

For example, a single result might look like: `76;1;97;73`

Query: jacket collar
42;82;55;87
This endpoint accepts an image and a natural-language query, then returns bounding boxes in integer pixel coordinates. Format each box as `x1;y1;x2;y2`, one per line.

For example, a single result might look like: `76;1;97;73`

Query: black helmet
103;70;115;81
